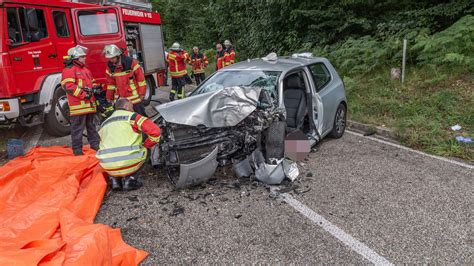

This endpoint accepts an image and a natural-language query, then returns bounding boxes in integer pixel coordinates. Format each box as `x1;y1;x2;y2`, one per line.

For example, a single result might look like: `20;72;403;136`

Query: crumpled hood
155;86;262;128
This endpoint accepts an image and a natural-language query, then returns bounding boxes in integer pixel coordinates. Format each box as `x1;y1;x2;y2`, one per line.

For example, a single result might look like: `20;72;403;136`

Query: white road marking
279;192;393;265
22;126;43;152
346;130;473;170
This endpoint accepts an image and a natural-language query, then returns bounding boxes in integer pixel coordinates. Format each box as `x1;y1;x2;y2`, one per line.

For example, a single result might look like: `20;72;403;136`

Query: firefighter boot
169;89;176;101
122;175;143;191
108;176;122;191
73;149;84;156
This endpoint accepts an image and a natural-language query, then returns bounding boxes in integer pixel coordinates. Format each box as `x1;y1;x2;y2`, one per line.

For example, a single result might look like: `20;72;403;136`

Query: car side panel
317;59;346;136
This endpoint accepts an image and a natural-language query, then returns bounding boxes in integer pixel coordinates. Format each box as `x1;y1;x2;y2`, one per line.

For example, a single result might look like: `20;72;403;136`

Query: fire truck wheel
143;76;155;106
45;87;71;137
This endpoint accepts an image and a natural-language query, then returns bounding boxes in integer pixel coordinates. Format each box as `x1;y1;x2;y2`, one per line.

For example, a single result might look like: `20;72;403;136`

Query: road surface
9;89;474;264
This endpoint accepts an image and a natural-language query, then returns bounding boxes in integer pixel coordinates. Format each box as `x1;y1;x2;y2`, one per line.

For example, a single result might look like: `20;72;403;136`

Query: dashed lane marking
278;192;393;265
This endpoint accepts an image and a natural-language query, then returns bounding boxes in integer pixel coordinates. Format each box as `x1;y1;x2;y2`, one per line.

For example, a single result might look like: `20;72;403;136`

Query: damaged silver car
152;53;347;188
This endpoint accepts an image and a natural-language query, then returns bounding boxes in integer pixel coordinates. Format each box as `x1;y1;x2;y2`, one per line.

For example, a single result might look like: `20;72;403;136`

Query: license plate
0;115;5;122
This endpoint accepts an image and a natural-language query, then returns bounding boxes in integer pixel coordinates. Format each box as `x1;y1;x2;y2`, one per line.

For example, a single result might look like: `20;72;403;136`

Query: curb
347;120;398;140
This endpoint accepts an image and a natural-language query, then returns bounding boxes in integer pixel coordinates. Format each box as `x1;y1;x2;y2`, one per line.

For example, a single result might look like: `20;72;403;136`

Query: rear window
78;9;118;36
309;63;331;92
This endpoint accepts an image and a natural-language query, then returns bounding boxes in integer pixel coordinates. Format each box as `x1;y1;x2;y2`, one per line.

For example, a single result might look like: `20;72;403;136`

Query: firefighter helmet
67;45;88;60
170;42;181;51
103;44;122;59
224;40;232;46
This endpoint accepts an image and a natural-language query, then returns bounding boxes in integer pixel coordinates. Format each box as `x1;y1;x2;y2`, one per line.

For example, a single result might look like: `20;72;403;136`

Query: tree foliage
153;0;473;61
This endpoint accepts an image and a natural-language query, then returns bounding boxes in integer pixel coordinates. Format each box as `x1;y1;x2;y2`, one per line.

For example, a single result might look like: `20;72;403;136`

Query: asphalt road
7;88;474;264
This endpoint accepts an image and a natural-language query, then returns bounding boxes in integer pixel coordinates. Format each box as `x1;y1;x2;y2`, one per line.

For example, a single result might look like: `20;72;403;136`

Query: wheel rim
335;107;346;134
55;95;70;127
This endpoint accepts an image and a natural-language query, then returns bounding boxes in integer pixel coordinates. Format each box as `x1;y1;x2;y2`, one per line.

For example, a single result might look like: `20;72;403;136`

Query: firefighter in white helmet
103;44;147;116
223;39;236;66
166;42;190;101
61;45;100;155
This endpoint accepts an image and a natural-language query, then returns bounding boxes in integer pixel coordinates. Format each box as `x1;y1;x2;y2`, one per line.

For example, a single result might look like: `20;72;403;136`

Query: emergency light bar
71;0;152;11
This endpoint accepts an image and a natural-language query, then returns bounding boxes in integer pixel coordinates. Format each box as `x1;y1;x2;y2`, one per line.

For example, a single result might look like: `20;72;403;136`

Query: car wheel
143;76;155;106
264;120;286;162
329;103;346;138
44;87;71;137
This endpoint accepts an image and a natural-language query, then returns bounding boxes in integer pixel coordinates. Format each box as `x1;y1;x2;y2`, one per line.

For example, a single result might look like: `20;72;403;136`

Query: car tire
143;76;155;106
45;87;71;137
264;120;286;162
329;103;346;139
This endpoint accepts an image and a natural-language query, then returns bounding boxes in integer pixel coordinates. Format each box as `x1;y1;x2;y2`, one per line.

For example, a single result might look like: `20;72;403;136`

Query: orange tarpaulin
0;146;148;265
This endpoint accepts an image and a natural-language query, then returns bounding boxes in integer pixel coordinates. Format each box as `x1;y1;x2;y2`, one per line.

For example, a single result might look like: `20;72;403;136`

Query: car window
309;63;331;92
191;70;281;96
53;11;70;38
78;9;118;36
7;7;48;44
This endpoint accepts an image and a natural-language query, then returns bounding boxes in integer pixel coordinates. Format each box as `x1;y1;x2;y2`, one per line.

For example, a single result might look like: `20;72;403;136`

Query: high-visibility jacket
224;48;236;66
216;50;225;70
96;109;161;177
190;52;208;74
105;55;146;104
166;50;190;78
61;60;97;116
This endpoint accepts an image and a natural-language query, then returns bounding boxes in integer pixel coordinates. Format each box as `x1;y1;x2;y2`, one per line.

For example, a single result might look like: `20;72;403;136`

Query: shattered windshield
191;70;281;96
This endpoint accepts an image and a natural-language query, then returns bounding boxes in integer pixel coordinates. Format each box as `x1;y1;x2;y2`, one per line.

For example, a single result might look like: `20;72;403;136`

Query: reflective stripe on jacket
190;53;208;74
61;61;97;116
166;50;189;78
96;110;147;177
216;50;225;70
224;48;236;66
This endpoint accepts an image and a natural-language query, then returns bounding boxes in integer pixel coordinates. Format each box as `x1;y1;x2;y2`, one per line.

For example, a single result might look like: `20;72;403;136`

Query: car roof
221;56;328;72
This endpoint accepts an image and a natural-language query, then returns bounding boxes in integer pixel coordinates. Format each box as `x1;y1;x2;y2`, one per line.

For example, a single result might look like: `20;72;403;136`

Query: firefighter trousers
194;73;206;85
170;77;186;101
133;102;146;117
70;113;100;151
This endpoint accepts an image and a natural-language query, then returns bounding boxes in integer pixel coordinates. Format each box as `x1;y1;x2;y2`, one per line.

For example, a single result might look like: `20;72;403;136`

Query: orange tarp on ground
0;146;148;265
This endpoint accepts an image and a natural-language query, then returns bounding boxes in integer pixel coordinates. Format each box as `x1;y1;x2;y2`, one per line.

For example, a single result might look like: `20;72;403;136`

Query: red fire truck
0;0;166;136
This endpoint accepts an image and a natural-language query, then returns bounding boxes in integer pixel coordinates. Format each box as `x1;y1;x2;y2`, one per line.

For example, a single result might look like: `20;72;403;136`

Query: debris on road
170;205;185;217
451;124;462;131
283;160;300;182
455;136;472;143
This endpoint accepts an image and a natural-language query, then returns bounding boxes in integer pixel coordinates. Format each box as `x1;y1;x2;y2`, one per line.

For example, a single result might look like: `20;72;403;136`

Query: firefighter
103;44;147;116
166;42;190;101
61;45;100;156
96;98;161;191
190;46;208;85
223;40;236;67
216;43;225;71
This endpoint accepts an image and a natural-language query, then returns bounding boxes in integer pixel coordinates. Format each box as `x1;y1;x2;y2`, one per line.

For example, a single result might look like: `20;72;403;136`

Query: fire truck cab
0;0;166;136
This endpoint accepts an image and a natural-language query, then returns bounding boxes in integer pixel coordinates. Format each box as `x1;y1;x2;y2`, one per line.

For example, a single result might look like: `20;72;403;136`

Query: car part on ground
173;147;219;188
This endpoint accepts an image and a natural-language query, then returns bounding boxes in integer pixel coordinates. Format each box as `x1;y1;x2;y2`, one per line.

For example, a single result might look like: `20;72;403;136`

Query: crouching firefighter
96;98;161;191
61;45;100;156
103;44;147;116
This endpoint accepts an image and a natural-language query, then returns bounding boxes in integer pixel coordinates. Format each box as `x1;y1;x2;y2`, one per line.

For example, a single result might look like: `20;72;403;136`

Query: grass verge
346;65;473;161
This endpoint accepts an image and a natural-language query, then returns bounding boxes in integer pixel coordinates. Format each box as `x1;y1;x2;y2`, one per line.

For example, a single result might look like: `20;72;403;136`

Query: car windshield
191;70;281;96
